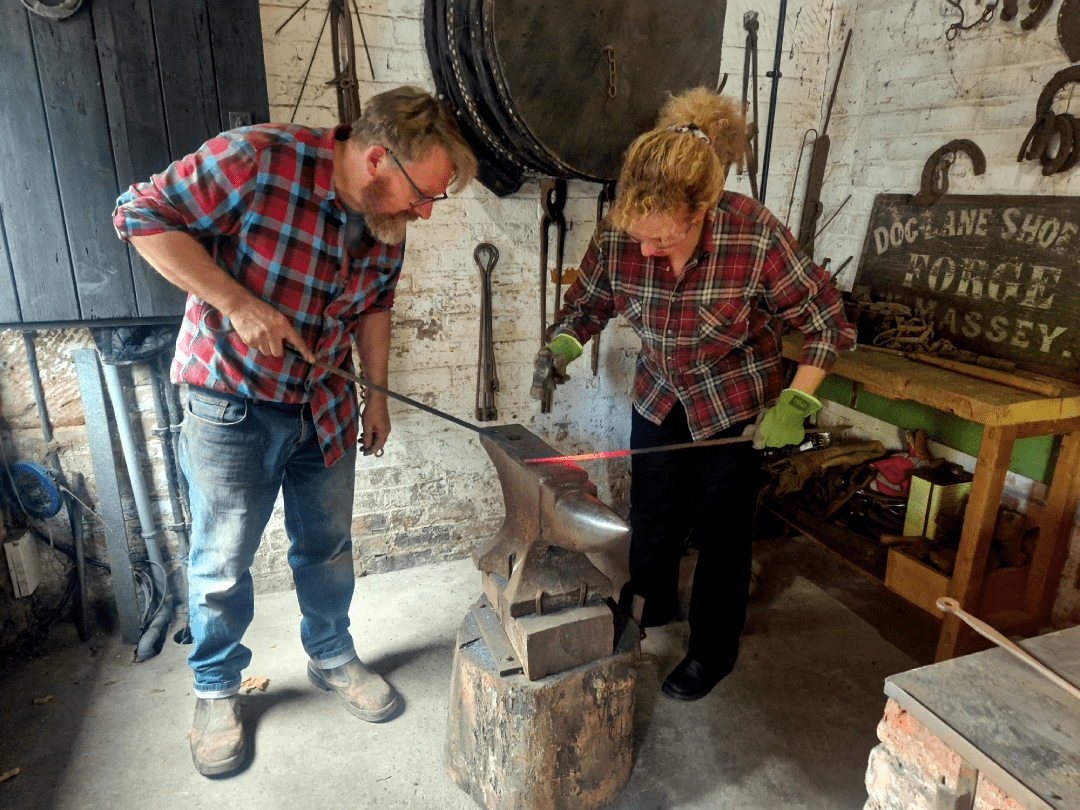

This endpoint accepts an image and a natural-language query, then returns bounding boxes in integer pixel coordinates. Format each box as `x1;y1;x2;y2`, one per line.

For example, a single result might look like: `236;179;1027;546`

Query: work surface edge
782;335;1080;427
883;625;1080;810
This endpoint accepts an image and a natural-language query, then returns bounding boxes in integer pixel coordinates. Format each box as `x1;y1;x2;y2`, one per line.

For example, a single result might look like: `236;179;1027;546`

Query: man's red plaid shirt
113;124;402;466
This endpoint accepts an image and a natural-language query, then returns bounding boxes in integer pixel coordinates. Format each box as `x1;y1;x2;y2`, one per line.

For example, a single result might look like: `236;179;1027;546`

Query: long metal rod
759;0;787;203
303;355;510;445
525;425;846;464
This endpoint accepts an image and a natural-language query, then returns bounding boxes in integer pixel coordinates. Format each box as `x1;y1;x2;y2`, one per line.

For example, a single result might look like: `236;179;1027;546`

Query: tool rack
782;335;1080;661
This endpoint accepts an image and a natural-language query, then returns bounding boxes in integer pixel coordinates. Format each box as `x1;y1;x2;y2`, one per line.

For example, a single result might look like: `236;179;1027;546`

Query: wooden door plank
93;0;185;318
0;7;78;324
153;0;221;160
30;5;137;320
207;0;271;129
0;208;21;322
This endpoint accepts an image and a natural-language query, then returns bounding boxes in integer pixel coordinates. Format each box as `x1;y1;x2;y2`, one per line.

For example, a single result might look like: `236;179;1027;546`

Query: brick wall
864;699;1025;810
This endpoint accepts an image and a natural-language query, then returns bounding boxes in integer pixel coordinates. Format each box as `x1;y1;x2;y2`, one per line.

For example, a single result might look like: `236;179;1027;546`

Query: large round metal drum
425;0;728;195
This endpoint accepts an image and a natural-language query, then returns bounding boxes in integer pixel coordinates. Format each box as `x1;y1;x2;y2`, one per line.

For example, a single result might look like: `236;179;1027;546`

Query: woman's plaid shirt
553;191;855;440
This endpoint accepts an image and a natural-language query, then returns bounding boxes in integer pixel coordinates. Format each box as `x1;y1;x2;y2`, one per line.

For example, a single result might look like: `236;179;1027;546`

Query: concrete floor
0;532;939;810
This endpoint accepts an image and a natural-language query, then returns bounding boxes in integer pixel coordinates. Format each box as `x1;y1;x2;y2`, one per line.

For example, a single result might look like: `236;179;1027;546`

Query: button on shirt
113;124;403;466
553;191;855;440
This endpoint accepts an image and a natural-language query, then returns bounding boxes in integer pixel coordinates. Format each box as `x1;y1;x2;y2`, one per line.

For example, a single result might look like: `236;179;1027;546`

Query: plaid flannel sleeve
113;132;257;242
762;225;855;369
552;234;617;344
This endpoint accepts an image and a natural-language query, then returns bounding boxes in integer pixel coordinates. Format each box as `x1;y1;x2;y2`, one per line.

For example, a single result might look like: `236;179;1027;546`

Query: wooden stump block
445;597;639;810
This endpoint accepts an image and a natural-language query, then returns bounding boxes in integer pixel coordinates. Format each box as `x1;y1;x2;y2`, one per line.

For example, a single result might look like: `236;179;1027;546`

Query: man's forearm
355;309;392;390
129;231;256;316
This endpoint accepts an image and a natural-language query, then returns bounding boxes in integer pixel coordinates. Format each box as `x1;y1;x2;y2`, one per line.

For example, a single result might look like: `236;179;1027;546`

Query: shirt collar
316;124;353;201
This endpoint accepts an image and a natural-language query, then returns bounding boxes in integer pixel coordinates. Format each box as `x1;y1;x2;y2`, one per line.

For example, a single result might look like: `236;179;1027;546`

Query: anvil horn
474;425;630;580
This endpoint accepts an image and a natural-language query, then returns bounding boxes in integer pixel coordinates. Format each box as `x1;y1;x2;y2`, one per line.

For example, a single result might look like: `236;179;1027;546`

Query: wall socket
5;535;42;598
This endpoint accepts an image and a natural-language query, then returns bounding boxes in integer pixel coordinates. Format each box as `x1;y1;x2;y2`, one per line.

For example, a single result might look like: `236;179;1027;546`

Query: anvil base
482;571;614;680
445;597;639;810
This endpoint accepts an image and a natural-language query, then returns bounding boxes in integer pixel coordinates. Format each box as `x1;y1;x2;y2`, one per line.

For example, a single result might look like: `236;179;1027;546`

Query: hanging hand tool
536;179;568;413
796;27;852;260
327;0;362;124
590;182;616;376
759;0;788;203
474;242;499;421
741;11;761;200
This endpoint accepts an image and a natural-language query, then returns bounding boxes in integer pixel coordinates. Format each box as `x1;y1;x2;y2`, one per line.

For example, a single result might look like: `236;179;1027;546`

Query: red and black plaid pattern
554;191;855;440
114;124;403;466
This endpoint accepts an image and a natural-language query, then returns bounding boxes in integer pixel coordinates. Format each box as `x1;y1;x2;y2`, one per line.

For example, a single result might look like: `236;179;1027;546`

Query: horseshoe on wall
909;139;986;207
1018;65;1080;175
19;0;82;20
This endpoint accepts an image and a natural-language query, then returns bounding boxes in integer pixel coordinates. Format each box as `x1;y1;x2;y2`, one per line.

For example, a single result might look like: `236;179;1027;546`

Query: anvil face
474;425;630;614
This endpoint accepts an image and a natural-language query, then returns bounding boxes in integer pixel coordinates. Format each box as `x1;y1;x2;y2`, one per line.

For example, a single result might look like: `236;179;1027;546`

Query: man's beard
356;174;418;244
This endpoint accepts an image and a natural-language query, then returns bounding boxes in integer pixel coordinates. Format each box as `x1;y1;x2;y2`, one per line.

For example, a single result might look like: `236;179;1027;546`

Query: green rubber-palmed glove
546;333;583;381
753;388;822;450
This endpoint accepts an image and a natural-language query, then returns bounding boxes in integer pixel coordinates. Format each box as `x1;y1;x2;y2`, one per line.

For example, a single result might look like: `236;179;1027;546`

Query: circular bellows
8;461;62;519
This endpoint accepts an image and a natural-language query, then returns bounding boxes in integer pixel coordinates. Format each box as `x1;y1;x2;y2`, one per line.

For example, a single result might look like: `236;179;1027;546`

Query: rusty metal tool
796;27;852;259
537;179;568;413
474;242;499;421
741;11;761;200
936;597;1080;702
590;182;616;377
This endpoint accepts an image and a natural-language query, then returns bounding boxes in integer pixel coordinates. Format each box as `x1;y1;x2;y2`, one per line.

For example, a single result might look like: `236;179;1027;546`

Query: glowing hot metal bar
525;425;847;465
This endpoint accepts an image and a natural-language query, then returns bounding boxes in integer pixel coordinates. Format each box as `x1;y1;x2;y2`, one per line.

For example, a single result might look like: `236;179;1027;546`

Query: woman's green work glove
752;388;822;450
546;333;583;381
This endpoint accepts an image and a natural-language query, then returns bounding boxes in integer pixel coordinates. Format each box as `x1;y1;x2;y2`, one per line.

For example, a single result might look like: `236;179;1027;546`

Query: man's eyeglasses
386;150;448;209
625;220;695;251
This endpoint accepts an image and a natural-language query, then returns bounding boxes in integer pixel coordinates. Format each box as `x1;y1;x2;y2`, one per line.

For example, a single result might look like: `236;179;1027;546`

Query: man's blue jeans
179;387;359;698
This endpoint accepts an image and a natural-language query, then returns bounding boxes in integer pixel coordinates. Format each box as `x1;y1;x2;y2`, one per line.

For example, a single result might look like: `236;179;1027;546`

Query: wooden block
445;599;638;810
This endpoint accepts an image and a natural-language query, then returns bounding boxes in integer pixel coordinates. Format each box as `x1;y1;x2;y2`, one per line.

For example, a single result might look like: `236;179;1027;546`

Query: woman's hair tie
665;123;712;145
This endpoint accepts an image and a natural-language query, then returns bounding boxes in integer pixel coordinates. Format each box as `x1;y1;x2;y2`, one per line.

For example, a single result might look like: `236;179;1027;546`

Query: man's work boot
188;696;245;776
307;657;398;722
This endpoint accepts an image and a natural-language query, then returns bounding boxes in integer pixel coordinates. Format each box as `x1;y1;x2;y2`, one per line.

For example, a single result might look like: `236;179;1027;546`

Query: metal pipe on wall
100;360;172;661
759;0;787;204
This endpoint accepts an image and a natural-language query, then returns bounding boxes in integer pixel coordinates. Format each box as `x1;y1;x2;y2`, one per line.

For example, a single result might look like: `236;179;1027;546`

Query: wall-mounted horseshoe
1018;67;1080;175
1001;0;1019;22
1022;0;1054;30
909;139;986;207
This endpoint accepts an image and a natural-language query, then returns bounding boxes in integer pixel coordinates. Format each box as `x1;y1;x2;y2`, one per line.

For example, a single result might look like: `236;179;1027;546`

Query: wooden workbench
783;336;1080;661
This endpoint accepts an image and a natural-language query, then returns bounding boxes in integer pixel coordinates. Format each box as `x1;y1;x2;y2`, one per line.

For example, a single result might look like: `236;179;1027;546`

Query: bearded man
113;86;476;776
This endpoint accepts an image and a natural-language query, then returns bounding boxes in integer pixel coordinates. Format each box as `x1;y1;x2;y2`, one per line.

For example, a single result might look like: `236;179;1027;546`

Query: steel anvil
475;425;631;679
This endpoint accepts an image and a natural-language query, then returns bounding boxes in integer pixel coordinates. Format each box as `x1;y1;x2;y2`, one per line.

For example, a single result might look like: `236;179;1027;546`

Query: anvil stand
445;425;640;810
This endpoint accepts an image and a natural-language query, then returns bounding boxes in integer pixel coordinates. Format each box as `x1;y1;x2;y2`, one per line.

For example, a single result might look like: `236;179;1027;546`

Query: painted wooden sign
854;193;1080;377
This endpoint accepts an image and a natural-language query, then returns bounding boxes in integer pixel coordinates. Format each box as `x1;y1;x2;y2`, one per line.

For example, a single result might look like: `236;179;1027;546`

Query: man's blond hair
350;86;477;193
